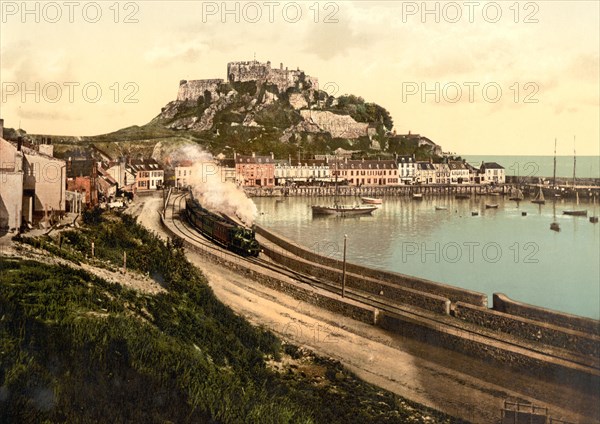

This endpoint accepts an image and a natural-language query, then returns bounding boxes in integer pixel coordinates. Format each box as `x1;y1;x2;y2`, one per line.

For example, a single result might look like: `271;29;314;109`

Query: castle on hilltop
177;60;318;102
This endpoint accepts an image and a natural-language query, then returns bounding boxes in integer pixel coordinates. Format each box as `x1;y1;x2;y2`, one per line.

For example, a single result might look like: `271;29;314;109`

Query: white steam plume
172;144;257;226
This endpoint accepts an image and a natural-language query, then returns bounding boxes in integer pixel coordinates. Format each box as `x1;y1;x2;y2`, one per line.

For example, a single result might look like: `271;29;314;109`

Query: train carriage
185;197;260;257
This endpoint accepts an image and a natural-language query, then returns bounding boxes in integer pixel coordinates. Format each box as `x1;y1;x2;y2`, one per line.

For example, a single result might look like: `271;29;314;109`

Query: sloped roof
482;162;505;170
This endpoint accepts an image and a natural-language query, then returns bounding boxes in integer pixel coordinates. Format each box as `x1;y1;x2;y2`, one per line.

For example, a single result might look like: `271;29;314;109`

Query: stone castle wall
177;79;224;102
227;60;318;93
175;61;317;103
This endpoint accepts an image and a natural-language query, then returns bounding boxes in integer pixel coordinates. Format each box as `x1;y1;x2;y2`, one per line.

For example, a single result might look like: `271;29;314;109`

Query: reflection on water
255;195;600;319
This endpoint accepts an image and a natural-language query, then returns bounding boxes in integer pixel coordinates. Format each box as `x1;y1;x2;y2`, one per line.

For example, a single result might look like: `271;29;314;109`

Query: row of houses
0;119;166;230
195;153;505;188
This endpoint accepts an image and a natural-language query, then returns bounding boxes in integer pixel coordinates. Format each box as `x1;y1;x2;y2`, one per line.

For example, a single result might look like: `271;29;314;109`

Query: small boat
471;211;479;216
435;206;448;211
590;216;599;223
488;192;500;197
455;194;470;199
312;204;378;216
522;212;527;216
562;191;587;216
312;160;378;217
531;185;545;205
361;197;383;205
485;204;499;209
563;210;588;217
412;193;423;200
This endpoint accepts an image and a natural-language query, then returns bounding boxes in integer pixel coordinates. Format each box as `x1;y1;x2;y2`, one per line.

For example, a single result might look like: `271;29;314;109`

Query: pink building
235;153;275;187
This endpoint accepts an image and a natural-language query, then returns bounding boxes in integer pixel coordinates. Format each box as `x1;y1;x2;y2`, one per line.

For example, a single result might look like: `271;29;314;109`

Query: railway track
167;192;599;373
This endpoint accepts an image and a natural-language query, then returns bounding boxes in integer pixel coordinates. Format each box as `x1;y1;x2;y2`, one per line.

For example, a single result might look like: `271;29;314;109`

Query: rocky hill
147;60;395;158
21;60;443;162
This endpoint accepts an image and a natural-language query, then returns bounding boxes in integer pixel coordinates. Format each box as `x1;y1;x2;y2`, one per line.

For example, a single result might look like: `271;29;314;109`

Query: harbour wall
455;302;599;358
376;311;598;393
255;224;487;307
493;293;600;336
262;242;451;315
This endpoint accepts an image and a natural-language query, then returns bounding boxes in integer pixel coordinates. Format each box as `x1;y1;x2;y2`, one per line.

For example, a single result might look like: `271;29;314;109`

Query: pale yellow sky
1;0;598;155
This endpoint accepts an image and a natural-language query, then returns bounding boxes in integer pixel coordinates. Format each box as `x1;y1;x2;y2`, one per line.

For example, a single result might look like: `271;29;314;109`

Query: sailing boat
509;187;524;201
312;160;377;216
563;137;587;217
551;138;562;198
531;180;545;205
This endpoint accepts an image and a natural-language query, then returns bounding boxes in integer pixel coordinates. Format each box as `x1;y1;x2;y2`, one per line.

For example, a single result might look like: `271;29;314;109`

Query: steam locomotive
185;197;260;257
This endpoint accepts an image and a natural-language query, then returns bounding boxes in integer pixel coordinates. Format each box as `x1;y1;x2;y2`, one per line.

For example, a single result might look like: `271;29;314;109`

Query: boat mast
572;136;576;188
553;138;557;188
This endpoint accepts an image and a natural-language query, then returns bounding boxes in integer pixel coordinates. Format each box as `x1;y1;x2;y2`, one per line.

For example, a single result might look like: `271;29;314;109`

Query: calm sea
254;194;600;319
463;155;600;179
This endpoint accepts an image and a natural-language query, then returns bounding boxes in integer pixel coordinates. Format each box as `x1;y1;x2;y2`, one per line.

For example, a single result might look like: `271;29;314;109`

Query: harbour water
254;195;600;319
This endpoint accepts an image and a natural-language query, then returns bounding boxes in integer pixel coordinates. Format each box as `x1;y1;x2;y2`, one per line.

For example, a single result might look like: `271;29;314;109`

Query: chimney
17;136;23;152
0;118;3;138
252;152;256;158
270;152;274;160
280;62;283;70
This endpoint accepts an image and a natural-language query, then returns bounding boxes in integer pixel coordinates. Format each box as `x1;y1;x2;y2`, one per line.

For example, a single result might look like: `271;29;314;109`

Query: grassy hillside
1;213;466;423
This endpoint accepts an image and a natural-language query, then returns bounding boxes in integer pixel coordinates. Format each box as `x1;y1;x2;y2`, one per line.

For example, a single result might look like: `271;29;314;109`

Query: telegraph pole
342;234;347;298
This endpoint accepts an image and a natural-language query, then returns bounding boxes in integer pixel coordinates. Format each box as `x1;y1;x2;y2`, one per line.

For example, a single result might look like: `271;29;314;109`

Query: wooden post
342;235;347;298
91;242;95;257
123;251;127;272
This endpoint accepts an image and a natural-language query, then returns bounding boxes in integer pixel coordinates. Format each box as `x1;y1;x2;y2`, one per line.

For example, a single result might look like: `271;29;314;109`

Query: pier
244;184;510;198
243;182;600;201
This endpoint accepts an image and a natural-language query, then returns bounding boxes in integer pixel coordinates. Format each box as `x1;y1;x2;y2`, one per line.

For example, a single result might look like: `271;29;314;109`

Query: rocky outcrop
289;93;308;110
167;89;238;131
299;110;369;139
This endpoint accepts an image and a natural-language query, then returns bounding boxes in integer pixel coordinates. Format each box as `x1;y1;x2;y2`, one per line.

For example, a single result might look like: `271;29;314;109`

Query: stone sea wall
455;301;600;358
255;225;488;307
493;293;600;336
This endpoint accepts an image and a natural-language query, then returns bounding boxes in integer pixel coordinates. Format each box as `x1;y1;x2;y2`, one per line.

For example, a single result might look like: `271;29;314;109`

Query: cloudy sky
1;1;598;155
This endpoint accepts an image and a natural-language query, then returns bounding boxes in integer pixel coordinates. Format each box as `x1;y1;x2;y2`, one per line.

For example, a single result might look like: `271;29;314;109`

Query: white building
396;155;416;184
175;160;194;188
480;162;506;184
448;161;470;184
275;159;331;185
